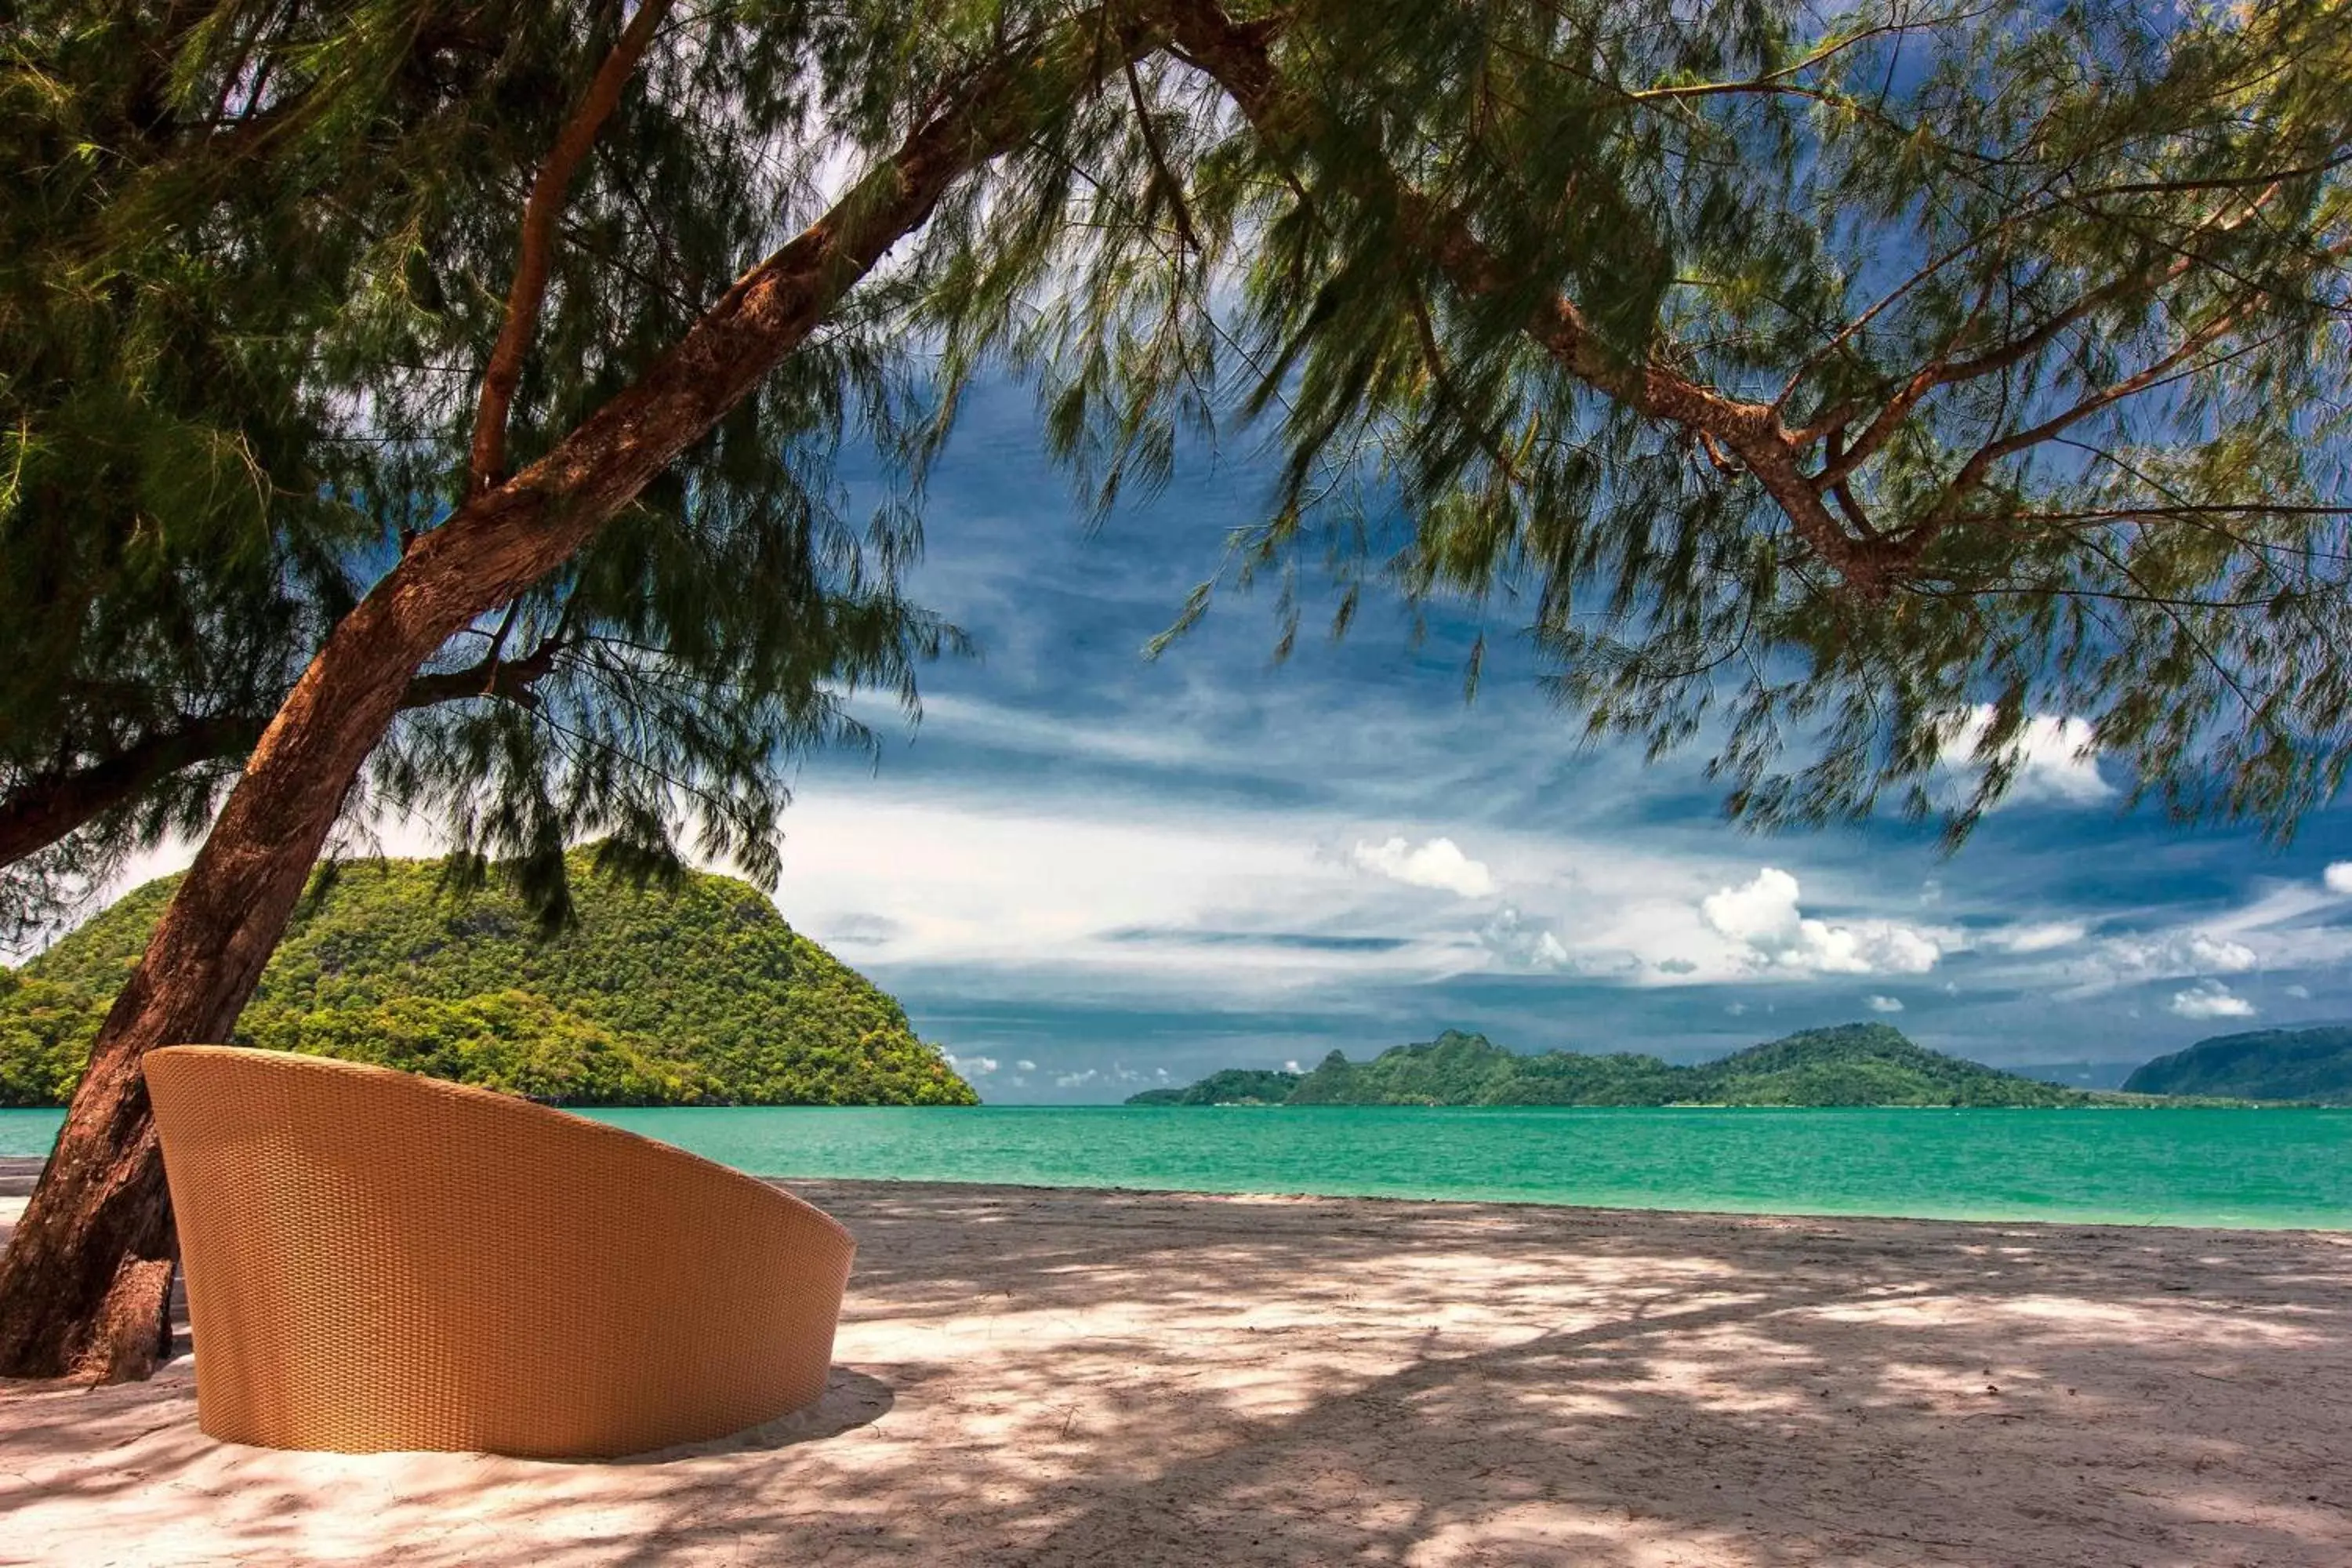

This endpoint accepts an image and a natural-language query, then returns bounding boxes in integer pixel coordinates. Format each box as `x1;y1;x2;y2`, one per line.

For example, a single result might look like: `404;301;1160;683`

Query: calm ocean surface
5;1104;2348;1229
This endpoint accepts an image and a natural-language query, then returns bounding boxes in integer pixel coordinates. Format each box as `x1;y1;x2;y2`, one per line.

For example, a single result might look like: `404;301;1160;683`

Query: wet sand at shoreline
4;1171;2349;1565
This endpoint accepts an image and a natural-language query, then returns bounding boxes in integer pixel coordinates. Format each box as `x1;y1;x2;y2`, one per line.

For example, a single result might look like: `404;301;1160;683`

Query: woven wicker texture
144;1045;855;1459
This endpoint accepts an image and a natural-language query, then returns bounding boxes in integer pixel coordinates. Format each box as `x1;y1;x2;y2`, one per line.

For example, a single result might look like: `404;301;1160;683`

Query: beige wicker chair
144;1044;855;1460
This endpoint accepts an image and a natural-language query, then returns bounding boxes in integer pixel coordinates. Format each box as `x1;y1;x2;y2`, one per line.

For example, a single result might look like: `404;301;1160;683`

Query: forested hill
0;853;975;1108
1127;1069;1303;1106
1132;1025;2110;1108
2122;1027;2352;1105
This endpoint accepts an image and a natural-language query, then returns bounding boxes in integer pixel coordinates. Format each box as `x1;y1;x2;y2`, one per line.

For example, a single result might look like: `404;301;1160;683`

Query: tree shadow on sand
4;1178;2348;1566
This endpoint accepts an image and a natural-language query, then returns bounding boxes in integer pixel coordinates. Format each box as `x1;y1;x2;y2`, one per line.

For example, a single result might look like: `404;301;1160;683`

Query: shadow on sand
3;1174;2347;1565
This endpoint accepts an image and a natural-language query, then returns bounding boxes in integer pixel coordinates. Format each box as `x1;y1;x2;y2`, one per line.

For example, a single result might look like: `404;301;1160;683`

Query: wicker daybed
144;1044;855;1459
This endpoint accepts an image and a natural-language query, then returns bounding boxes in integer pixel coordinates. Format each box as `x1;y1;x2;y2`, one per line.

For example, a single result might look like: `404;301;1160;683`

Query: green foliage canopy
1165;1025;2122;1108
1017;0;2352;846
2123;1026;2352;1105
0;0;969;944
2;850;977;1106
1126;1067;1301;1105
9;0;2352;941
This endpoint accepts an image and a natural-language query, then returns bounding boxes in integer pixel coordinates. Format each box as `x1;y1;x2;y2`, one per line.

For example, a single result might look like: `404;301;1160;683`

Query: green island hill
2122;1025;2352;1105
1129;1025;2258;1109
0;852;976;1108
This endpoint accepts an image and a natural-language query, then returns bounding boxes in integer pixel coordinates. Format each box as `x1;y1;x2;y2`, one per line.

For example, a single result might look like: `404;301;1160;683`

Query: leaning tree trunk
0;13;1156;1379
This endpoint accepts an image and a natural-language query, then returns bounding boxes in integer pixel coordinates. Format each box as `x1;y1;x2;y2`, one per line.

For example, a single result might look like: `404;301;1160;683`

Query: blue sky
90;376;2352;1102
680;376;2352;1103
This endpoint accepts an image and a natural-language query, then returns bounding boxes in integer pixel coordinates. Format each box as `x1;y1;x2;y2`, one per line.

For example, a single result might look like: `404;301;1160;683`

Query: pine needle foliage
0;0;982;943
9;0;2352;960
965;0;2352;847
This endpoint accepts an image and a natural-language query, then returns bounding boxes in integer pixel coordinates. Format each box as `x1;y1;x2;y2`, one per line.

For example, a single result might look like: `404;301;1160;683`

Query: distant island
0;852;977;1108
2124;1026;2352;1105
1129;1025;2255;1109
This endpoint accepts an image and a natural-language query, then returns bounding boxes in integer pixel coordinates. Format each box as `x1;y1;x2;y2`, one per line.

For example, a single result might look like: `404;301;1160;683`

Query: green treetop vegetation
0;0;962;947
1;850;976;1107
1142;1025;2225;1108
2123;1025;2352;1105
1127;1067;1303;1105
8;0;2352;1379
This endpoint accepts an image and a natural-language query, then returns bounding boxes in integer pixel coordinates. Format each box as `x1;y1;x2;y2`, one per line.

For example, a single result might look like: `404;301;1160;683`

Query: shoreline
5;1153;2348;1235
6;1174;2350;1563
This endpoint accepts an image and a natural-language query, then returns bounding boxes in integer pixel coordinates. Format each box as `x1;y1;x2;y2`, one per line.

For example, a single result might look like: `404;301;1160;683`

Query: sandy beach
3;1161;2348;1566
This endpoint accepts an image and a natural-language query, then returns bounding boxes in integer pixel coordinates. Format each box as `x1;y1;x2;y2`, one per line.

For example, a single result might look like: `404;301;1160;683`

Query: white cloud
945;1053;999;1076
1700;867;1942;976
1016;1059;1037;1072
1283;1059;1302;1073
2285;985;2310;1000
2167;980;2256;1021
2100;930;2259;978
1866;995;1904;1013
2325;863;2352;896
1725;1002;1749;1016
1942;706;2115;806
1986;920;2088;954
1350;836;1496;898
1054;1069;1100;1088
1479;906;1569;970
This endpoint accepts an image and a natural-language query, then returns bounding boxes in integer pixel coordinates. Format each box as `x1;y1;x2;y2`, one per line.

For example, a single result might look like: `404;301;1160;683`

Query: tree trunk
0;12;1155;1380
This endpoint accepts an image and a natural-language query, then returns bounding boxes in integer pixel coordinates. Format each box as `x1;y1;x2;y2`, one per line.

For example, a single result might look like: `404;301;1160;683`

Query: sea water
6;1104;2346;1229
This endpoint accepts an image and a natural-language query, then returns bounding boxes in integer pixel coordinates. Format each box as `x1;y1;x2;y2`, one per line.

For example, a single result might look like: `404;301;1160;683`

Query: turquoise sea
4;1105;2347;1229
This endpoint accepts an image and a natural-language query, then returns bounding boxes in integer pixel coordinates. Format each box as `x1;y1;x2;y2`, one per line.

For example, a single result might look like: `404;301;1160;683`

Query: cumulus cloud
1866;995;1904;1013
1942;706;2115;806
2100;930;2258;978
2326;863;2352;896
1985;920;2089;954
1351;836;1496;898
2167;980;2256;1021
945;1053;999;1076
1725;1002;1749;1016
2285;985;2311;1001
1017;1059;1037;1072
1283;1059;1303;1073
1700;868;1941;976
1480;906;1569;969
1054;1069;1100;1088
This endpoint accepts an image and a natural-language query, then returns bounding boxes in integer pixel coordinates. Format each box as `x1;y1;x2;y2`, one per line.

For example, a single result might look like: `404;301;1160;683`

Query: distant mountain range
2007;1061;2147;1091
2123;1026;2352;1105
1129;1025;2266;1109
1;853;976;1108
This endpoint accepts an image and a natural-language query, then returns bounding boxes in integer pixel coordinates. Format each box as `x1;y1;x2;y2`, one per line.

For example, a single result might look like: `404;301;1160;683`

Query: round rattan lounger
144;1045;855;1460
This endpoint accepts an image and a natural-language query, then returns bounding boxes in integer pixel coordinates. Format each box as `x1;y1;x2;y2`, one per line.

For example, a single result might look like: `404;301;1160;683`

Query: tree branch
466;0;675;499
0;639;579;875
0;717;261;871
1159;0;1893;592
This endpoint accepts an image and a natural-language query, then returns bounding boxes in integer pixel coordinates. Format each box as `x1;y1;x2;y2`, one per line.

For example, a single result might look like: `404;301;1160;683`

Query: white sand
4;1178;2349;1565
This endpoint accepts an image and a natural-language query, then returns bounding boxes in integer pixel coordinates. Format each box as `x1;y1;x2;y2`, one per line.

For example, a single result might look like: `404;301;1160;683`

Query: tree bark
0;8;1158;1380
2;641;576;877
0;716;263;871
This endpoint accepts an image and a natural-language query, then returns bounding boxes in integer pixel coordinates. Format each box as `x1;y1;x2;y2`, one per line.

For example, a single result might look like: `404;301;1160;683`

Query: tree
0;1;958;949
1119;0;2352;844
5;0;2350;1381
0;0;1178;1378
